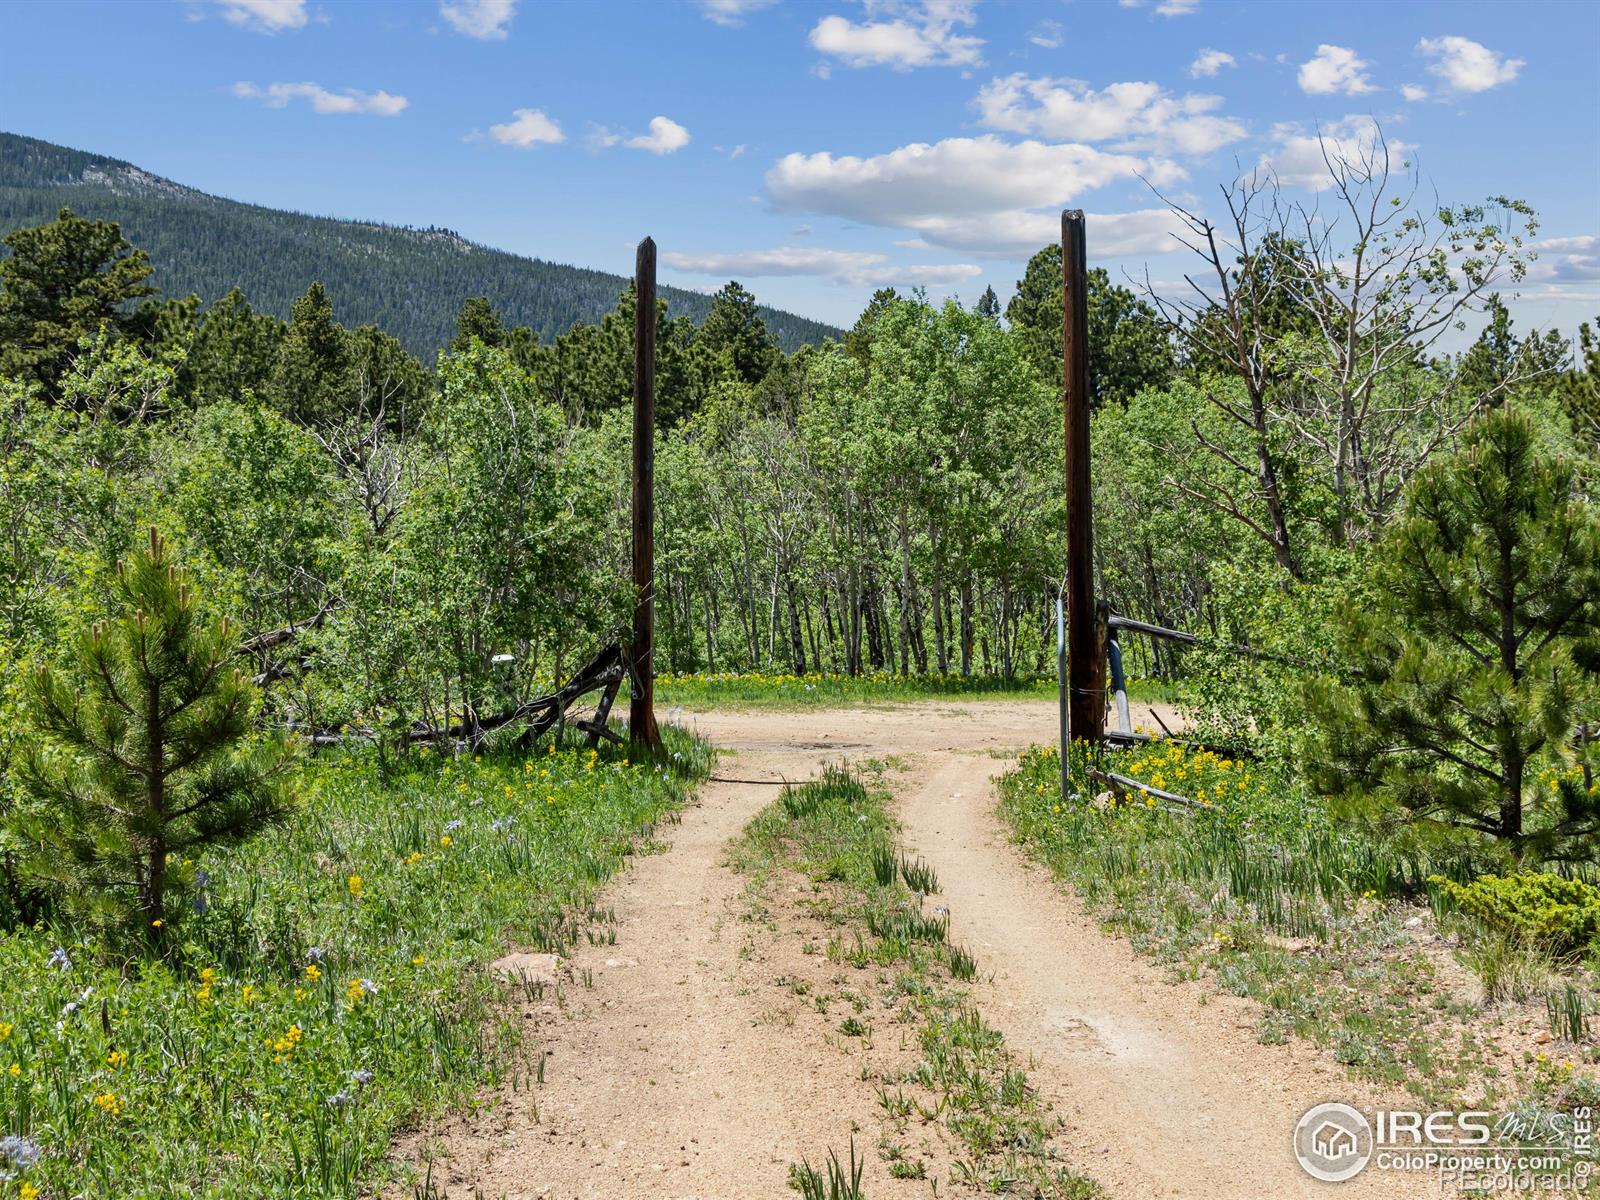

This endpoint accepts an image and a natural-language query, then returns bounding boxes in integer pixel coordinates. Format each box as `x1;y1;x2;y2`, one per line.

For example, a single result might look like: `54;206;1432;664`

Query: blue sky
3;0;1597;342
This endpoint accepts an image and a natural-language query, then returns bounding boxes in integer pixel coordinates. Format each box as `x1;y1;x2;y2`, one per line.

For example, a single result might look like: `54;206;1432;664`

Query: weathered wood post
629;237;661;751
1062;210;1104;746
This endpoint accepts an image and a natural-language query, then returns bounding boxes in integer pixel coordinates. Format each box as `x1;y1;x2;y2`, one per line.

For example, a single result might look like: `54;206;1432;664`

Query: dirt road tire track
405;699;1431;1198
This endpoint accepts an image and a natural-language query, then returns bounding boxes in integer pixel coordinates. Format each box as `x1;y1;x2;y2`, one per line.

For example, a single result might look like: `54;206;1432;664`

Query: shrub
1433;872;1600;955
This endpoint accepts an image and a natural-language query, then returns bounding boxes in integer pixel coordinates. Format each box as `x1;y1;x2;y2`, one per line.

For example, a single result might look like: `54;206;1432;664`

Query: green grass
0;726;709;1198
735;766;1098;1198
656;670;1053;711
999;741;1499;1108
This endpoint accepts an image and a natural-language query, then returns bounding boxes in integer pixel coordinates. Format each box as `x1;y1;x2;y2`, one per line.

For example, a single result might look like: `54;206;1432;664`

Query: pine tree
184;288;285;405
699;281;778;385
18;529;297;948
974;285;1001;324
1307;408;1600;862
1560;315;1600;454
1003;246;1173;405
451;296;509;351
271;282;352;425
0;208;155;396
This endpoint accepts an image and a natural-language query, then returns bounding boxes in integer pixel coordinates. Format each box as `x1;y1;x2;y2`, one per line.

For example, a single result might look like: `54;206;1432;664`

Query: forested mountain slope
0;131;837;356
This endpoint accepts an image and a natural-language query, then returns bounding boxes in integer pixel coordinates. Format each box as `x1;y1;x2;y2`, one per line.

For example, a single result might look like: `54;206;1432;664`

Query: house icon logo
1294;1102;1373;1182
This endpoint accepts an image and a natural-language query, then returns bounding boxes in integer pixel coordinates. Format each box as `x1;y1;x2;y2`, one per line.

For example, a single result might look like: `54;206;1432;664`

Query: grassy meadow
0;729;708;1198
1000;741;1600;1124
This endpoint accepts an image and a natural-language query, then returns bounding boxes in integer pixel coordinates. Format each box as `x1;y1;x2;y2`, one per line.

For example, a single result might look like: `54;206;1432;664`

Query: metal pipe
1057;593;1070;799
1107;631;1131;735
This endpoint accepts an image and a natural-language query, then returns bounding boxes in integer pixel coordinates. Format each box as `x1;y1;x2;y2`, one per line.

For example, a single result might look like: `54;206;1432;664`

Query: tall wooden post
1062;211;1103;744
629;237;661;751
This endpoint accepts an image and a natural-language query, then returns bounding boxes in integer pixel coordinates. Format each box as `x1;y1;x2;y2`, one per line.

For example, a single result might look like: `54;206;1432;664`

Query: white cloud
1189;48;1234;78
1029;19;1062;49
1537;235;1599;254
1401;83;1429;102
439;0;516;40
1259;117;1412;191
768;136;1151;224
729;144;748;159
213;0;307;33
699;0;778;26
973;74;1246;155
809;0;983;70
893;208;1189;257
626;116;691;155
487;108;565;147
1418;35;1523;93
233;81;407;116
765;134;1186;256
1297;44;1375;96
1120;0;1200;15
1528;235;1600;284
663;245;981;287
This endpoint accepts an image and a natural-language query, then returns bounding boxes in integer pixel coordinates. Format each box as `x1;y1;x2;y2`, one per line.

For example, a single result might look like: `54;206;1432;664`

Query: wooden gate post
1062;211;1104;745
629;237;661;751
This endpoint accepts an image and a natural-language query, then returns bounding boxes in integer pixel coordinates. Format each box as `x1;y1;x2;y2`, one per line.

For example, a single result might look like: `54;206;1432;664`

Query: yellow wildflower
304;964;322;982
348;874;364;899
93;1091;124;1116
106;1049;128;1069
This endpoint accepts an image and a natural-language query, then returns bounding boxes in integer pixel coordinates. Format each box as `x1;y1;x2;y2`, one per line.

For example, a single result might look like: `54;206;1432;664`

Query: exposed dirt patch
397;699;1440;1198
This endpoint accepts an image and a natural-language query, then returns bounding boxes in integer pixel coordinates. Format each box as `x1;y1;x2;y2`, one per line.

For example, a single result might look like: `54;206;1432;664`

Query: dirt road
407;699;1431;1199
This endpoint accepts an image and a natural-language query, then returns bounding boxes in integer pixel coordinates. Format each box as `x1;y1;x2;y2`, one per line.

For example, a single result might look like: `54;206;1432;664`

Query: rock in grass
491;952;562;986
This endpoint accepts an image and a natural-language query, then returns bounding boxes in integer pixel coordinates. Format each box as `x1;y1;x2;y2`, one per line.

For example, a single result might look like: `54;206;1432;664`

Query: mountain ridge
0;130;840;356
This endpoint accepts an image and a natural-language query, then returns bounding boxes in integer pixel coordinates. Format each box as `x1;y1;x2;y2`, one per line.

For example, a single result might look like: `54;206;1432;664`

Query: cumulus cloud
768;136;1154;223
699;0;777;26
809;0;983;70
894;208;1190;257
664;245;981;287
626;116;691;155
765;134;1187;256
213;0;307;33
1401;84;1429;102
1259;117;1412;191
440;0;516;40
1189;48;1234;78
1297;44;1375;96
973;74;1246;155
1418;36;1523;93
233;81;408;116
486;108;565;147
1528;235;1600;284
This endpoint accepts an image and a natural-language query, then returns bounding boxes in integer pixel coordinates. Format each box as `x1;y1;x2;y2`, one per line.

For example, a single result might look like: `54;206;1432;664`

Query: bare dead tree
1144;119;1541;566
1143;170;1304;580
313;359;414;539
1267;127;1539;536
